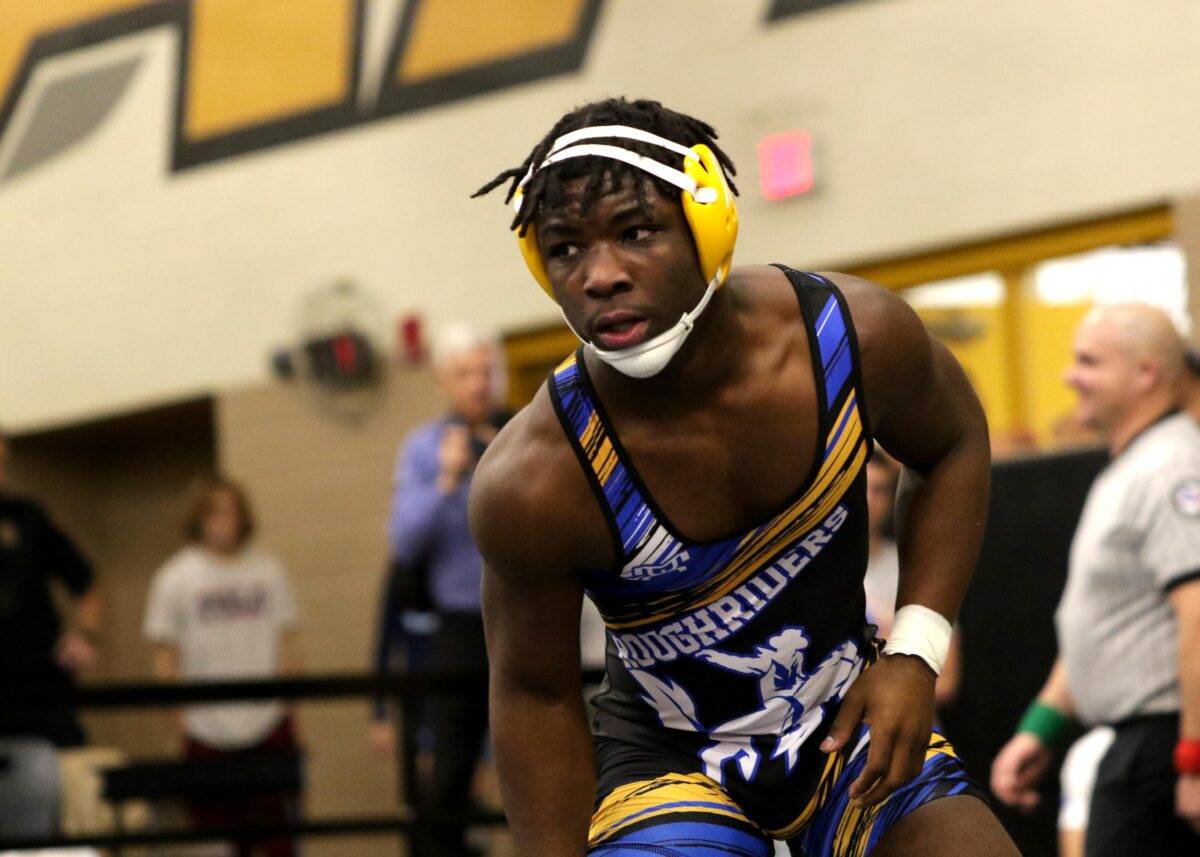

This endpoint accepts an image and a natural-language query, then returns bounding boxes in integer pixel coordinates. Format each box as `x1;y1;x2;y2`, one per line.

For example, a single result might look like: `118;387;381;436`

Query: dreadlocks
472;97;738;236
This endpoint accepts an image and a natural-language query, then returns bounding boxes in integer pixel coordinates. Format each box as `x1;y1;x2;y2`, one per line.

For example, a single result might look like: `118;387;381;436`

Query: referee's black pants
1086;713;1200;857
419;612;489;857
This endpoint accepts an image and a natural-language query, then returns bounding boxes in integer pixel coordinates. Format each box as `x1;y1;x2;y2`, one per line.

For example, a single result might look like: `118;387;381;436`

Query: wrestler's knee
869;794;1019;857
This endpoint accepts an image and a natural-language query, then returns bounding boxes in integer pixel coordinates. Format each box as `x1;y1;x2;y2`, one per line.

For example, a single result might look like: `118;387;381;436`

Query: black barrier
11;670;495;709
943;447;1106;857
0;813;501;851
0;669;604;853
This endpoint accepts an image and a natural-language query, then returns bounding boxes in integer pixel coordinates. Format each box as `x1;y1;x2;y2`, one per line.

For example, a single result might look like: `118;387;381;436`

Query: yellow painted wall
1016;300;1092;442
913;297;1093;446
0;0;151;103
186;0;353;138
397;0;587;82
913;305;1014;436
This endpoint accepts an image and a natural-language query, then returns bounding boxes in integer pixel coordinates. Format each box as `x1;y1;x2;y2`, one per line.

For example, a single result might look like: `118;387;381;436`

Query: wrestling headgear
511;125;739;378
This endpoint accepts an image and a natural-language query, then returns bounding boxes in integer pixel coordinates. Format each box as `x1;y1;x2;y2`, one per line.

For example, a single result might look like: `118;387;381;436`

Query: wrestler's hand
1178;774;1200;834
990;732;1051;812
819;653;936;807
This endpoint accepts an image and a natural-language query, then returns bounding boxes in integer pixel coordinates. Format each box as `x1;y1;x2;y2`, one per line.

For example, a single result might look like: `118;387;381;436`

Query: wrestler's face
1065;317;1142;433
535;175;705;351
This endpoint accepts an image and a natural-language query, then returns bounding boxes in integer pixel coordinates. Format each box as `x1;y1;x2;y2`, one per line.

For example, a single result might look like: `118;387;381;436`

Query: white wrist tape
882;604;953;675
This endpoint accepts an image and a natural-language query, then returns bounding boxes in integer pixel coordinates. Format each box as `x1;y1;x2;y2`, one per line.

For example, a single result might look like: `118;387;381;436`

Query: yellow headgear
512;125;739;300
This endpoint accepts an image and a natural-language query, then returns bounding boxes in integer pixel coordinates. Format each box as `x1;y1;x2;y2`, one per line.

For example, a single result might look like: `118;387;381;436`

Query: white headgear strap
512;126;717;212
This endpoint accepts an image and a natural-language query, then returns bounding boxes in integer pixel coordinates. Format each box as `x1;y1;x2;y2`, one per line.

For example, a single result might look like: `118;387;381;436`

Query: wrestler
470;98;1018;857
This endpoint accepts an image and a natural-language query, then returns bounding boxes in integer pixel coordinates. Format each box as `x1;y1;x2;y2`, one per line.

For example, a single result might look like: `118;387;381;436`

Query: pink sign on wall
757;130;815;200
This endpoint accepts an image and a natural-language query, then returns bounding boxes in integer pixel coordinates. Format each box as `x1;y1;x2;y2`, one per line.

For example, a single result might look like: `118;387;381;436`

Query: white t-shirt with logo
143;545;298;749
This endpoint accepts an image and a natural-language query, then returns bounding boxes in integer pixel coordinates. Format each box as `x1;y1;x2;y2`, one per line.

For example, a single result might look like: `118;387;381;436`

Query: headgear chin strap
511;124;738;379
563;276;718;379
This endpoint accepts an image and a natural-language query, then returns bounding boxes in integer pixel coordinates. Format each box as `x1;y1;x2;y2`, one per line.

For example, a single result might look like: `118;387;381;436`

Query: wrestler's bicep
832;272;985;466
482;557;585;695
874;334;988;470
471;399;596;695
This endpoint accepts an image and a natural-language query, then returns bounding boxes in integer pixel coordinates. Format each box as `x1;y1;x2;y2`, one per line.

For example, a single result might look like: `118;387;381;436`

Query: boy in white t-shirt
143;476;302;857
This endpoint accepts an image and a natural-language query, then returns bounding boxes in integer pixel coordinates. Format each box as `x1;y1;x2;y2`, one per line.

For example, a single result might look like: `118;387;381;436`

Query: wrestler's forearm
893;425;990;619
491;683;595;855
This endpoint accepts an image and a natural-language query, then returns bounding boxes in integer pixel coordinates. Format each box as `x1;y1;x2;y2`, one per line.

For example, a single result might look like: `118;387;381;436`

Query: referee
991;304;1200;855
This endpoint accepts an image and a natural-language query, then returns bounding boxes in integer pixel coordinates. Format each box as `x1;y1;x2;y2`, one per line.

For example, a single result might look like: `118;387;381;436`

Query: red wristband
1174;739;1200;776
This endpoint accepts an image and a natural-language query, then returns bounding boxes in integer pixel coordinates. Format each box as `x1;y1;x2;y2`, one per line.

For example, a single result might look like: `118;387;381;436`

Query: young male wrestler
470;98;1018;856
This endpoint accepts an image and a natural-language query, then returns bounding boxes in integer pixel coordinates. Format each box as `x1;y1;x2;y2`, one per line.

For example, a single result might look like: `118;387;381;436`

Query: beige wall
216;367;445;856
3;0;1200;432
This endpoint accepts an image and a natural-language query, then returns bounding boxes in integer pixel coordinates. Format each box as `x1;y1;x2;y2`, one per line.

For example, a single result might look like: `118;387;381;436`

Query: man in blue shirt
376;323;508;857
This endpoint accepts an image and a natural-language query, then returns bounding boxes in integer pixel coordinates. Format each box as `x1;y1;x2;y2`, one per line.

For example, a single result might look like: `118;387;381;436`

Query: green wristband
1016;702;1072;748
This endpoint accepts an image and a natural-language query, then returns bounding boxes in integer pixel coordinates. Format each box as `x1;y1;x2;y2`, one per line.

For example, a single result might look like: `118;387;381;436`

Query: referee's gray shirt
1055;411;1200;726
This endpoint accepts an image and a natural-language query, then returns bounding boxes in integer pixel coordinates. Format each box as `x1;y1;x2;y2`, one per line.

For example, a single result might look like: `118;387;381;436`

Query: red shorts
184;715;299;857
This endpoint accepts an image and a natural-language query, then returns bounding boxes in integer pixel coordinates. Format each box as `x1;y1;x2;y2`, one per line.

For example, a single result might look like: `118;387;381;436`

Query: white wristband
881;604;953;675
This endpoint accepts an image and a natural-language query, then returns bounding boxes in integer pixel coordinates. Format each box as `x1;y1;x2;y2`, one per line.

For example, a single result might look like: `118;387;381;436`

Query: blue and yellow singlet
549;268;978;855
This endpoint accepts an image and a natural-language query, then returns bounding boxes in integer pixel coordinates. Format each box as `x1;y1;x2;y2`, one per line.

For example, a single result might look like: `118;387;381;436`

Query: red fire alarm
757;130;814;200
398;313;426;364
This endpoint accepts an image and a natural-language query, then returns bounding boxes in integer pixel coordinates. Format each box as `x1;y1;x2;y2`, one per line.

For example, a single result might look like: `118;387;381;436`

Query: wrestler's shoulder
821;271;958;437
469;382;595;569
815;271;923;339
728;265;897;320
729;265;925;353
727;264;798;314
474;383;574;504
733;265;934;421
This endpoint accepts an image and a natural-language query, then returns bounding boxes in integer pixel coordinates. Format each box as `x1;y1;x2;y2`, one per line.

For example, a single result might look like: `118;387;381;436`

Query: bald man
991;304;1200;856
1187;348;1200;422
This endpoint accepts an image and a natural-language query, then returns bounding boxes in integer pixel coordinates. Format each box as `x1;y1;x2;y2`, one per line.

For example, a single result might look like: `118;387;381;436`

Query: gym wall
3;0;1200;432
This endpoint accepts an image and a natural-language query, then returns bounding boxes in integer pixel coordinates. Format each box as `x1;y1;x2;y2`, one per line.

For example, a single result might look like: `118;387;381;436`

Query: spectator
376;323;508;857
1186;347;1200;422
370;549;438;804
143;476;302;857
863;448;961;707
863;450;901;637
0;431;102;748
991;304;1200;856
1057;725;1115;857
579;595;608;687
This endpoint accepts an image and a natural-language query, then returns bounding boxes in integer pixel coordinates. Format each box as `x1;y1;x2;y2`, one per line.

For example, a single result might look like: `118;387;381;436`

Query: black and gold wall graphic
766;0;876;21
0;0;602;180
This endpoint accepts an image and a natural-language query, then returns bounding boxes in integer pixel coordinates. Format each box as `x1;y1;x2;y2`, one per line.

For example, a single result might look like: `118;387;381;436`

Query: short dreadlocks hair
472;97;738;236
